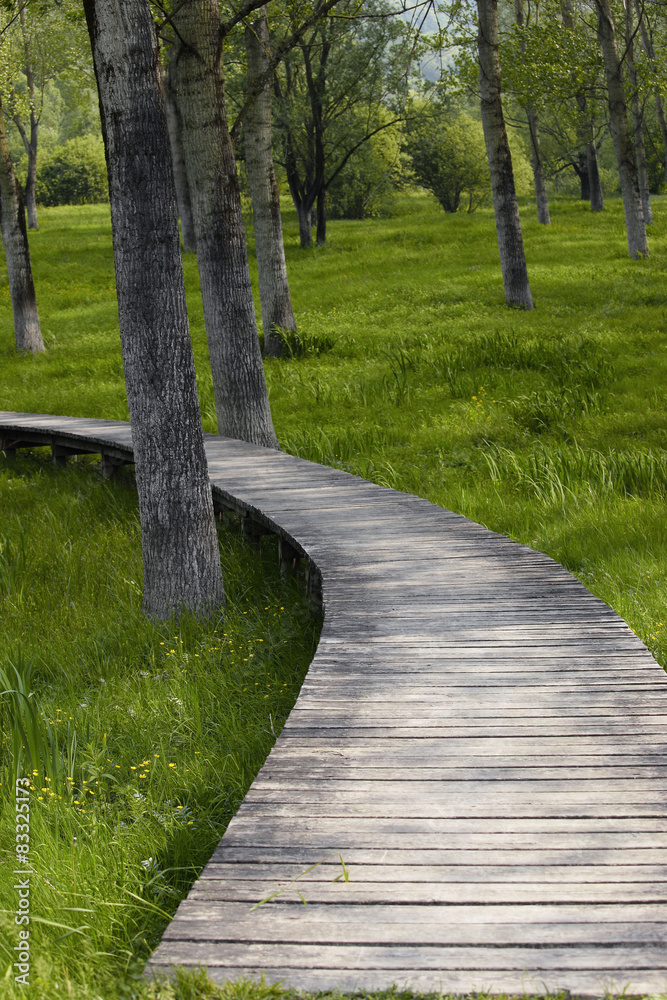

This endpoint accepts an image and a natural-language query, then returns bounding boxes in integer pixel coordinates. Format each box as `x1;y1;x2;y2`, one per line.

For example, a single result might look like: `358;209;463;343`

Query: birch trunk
514;0;549;225
0;98;43;353
635;4;667;186
245;7;296;357
477;0;533;309
595;0;648;258
626;3;652;224
164;50;197;253
171;0;278;447
83;0;224;621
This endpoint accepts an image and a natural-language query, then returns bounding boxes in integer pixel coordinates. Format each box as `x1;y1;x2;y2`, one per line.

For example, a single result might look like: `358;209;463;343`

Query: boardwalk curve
2;411;667;997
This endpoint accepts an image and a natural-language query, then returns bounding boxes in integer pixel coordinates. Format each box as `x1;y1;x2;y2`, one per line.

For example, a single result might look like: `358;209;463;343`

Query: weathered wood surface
2;410;667;997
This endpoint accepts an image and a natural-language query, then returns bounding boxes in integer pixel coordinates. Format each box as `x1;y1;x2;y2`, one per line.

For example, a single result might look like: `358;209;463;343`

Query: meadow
1;191;666;998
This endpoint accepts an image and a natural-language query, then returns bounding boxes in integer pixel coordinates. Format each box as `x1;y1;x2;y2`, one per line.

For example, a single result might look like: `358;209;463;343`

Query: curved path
2;411;667;997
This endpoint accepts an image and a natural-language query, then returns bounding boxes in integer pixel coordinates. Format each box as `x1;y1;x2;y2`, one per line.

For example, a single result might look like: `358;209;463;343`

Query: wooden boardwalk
2;410;667;997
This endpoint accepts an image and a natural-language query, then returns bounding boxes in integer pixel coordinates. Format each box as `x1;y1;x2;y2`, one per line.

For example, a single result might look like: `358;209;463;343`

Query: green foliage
36;136;108;206
327;118;403;220
405;108;490;213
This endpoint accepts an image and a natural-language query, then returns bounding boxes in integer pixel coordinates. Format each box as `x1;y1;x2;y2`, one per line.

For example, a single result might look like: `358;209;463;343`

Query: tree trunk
170;0;278;448
83;0;224;621
163;48;197;253
245;7;296;358
625;3;652;224
477;0;533;309
18;6;38;231
574;150;590;200
587;142;604;210
0;98;43;353
595;0;648;258
23;119;38;231
526;106;549;225
514;0;549;225
296;200;313;247
316;188;326;245
564;0;604;212
635;3;667;187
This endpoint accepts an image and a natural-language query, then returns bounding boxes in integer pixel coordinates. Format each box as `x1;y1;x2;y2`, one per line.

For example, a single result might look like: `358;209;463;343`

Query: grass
1;191;667;997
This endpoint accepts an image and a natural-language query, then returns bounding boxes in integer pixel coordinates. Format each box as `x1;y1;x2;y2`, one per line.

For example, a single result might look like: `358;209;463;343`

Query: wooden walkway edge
2;410;667;997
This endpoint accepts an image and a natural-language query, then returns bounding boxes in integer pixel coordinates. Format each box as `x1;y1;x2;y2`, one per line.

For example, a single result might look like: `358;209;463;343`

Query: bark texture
477;0;533;309
514;0;549;225
595;0;648;258
83;0;224;621
164;49;197;253
587;141;605;211
245;7;296;357
170;0;279;447
0;97;43;353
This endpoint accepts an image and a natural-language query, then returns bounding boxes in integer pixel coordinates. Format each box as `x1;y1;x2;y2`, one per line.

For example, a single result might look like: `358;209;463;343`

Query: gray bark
626;3;652;223
595;0;648;258
245;7;296;358
316;188;326;245
297;202;313;247
526;107;550;225
587;142;604;211
0;97;43;353
477;0;533;309
83;0;224;621
635;5;667;187
164;49;197;253
514;0;549;225
170;0;279;448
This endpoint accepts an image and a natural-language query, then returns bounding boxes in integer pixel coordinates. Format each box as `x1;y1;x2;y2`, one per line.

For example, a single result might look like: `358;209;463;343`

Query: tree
2;0;88;230
83;0;224;620
163;45;197;253
625;0;652;224
635;2;667;187
405;107;490;212
244;6;296;356
0;92;43;353
477;0;533;309
273;0;407;247
594;0;648;258
513;0;549;224
167;0;279;447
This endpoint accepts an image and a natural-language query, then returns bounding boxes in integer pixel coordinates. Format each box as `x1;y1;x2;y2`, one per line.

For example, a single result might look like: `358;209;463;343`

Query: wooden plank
149;965;667;997
149;940;667;971
185;880;667;903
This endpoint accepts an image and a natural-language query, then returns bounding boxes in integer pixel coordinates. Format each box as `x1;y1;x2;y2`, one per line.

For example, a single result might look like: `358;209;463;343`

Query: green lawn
0;192;666;998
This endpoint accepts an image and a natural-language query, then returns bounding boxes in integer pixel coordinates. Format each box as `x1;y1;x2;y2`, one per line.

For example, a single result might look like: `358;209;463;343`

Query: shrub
405;109;491;212
327;116;403;220
36;135;108;207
